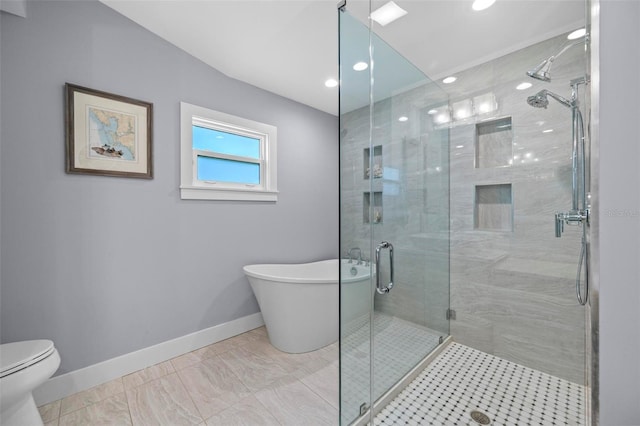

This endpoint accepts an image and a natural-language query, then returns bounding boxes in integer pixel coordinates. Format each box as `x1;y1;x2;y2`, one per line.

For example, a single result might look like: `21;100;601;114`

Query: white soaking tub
243;259;370;353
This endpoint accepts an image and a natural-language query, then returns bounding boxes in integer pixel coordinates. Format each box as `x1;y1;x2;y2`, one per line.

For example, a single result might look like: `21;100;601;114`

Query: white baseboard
33;312;264;406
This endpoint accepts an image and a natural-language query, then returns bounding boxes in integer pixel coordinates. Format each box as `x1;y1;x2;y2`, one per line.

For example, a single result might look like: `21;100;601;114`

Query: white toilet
0;340;60;426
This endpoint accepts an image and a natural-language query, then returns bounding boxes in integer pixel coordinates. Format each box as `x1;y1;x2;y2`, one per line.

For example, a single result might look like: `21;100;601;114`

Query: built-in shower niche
474;184;513;231
364;191;383;224
364;145;383;179
475;117;513;168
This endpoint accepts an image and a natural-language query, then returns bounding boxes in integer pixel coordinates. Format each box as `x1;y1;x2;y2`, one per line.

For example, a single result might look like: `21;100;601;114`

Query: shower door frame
338;2;452;424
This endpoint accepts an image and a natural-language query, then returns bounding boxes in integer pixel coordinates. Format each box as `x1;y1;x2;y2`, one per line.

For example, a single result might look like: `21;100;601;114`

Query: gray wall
0;1;338;375
598;0;640;424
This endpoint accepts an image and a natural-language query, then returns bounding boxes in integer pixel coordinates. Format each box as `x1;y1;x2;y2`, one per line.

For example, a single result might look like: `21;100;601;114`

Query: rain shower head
526;37;585;82
527;89;573;109
527;58;553;82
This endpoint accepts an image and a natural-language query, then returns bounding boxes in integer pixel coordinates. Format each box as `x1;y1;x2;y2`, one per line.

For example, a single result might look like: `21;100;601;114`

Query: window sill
180;186;278;202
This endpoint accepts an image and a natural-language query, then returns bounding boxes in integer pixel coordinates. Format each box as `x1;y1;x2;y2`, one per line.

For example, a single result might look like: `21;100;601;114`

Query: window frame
180;102;278;201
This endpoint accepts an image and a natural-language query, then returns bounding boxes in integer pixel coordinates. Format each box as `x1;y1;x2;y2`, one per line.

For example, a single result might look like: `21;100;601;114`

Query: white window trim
180;102;278;201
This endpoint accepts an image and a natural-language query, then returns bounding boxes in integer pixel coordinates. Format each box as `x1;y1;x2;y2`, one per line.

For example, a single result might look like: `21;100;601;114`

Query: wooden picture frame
65;83;153;179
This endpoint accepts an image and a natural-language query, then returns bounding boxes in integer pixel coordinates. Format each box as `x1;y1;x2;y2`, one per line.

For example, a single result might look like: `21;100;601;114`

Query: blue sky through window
193;126;260;159
196;156;260;184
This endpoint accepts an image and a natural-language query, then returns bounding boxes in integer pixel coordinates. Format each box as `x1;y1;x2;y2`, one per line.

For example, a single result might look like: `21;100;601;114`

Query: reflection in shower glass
339;7;451;425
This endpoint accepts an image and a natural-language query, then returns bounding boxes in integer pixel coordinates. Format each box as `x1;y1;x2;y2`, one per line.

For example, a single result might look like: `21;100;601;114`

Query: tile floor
38;327;339;426
373;343;587;426
341;313;442;424
38;325;587;426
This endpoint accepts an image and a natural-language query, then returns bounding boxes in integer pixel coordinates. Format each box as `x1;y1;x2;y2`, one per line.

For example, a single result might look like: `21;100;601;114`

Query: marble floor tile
299;361;340;409
58;393;131;426
287;344;337;377
241;335;336;378
60;378;124;416
204;395;280;426
123;360;175;389
216;345;294;392
254;378;338;425
318;341;339;363
38;327;340;426
170;350;204;372
178;356;252;419
38;399;61;423
170;329;264;371
126;373;203;425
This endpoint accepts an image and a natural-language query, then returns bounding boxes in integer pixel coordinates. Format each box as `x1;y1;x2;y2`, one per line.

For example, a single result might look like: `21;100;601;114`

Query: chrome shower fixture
526;77;590;306
526;89;573;109
527;58;554;82
526;37;585;82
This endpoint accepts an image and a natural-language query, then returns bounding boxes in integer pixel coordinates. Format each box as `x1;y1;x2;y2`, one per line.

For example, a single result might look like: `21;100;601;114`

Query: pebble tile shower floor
341;313;443;422
374;343;586;426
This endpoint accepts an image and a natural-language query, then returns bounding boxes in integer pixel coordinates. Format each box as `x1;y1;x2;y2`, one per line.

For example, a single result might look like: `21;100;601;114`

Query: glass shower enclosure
338;1;591;424
339;7;451;424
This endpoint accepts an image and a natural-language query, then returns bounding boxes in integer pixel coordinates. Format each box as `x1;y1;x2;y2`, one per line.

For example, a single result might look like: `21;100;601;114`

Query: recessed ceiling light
324;78;338;88
353;61;368;71
427;109;438;115
472;0;496;11
398;116;409;122
442;76;457;84
568;28;586;40
370;1;408;26
543;129;554;133
516;82;532;90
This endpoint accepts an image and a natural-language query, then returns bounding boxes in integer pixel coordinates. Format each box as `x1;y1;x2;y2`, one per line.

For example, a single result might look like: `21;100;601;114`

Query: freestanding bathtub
243;259;370;353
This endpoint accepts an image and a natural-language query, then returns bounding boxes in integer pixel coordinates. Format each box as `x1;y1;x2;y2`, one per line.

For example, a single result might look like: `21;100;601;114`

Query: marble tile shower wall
447;33;587;385
340;32;587;385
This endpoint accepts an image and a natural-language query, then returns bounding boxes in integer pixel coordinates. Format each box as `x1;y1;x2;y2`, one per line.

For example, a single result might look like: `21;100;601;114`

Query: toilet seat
0;340;55;378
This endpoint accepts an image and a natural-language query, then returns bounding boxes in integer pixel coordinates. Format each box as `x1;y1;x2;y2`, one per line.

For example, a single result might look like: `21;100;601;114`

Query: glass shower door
339;6;450;424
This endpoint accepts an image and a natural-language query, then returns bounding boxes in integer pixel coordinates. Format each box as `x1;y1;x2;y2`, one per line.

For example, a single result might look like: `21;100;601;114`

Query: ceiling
100;0;585;116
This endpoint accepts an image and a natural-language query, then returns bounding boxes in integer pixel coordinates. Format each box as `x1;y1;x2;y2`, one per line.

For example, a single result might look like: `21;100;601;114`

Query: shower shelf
474;184;513;231
475;117;513;168
364;145;383;179
364;191;383;224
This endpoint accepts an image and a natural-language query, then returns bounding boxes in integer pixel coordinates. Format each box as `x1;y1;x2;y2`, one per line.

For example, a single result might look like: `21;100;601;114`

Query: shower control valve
555;210;589;237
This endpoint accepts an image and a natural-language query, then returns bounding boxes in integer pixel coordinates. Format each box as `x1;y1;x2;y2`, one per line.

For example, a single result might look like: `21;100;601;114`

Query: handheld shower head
527;91;549;108
527;89;573;109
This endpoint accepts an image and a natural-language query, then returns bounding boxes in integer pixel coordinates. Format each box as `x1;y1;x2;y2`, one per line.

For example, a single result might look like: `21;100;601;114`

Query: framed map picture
65;83;153;179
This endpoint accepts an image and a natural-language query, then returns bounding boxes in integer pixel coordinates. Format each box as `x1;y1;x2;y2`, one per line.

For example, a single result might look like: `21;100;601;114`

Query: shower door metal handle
375;241;394;295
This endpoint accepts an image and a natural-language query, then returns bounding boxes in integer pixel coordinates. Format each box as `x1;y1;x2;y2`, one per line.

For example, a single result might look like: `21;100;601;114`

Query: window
180;102;278;201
